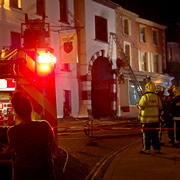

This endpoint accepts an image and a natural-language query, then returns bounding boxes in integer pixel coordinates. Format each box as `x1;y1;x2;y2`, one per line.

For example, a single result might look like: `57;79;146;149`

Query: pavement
103;131;180;180
57;114;180;180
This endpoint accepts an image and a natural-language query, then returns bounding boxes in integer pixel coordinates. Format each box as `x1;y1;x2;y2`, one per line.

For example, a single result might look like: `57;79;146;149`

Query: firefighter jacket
172;95;180;120
138;92;162;123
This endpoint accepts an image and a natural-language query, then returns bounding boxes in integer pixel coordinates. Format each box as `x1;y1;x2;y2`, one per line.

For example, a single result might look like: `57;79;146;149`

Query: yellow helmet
146;82;156;92
167;85;175;93
173;87;180;97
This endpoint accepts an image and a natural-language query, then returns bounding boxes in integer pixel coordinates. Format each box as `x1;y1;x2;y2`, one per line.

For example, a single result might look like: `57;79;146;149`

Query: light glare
37;54;52;64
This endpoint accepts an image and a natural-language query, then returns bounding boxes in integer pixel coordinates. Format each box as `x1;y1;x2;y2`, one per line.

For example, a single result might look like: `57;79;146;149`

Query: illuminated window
59;0;68;23
129;81;140;105
123;18;131;35
140;25;146;43
36;0;46;17
95;16;108;42
152;29;158;46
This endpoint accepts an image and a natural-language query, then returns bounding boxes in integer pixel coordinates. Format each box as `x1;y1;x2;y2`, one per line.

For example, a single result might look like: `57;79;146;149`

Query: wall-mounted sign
59;32;78;64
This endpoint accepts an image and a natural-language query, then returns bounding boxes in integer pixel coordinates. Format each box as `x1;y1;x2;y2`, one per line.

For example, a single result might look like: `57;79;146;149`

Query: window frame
123;41;131;64
152;28;159;46
141;51;148;71
139;25;146;43
122;17;131;36
152;53;162;73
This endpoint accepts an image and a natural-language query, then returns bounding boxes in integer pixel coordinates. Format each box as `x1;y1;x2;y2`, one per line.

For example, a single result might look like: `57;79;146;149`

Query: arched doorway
91;56;113;118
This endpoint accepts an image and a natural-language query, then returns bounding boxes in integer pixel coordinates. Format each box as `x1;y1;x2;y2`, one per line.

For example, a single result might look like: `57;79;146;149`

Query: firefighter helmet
156;85;165;93
173;87;180;97
167;85;175;94
146;81;156;92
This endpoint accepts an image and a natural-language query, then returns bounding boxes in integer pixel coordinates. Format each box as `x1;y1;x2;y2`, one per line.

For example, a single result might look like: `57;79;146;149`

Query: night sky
111;0;180;25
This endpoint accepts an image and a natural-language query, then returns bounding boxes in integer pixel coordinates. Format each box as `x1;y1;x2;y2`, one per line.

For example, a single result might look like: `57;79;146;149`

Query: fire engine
0;15;57;166
0;80;16;127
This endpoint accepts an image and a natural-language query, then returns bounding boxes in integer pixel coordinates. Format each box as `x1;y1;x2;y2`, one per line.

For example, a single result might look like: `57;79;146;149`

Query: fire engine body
0;48;57;126
0;16;58;158
0;91;15;127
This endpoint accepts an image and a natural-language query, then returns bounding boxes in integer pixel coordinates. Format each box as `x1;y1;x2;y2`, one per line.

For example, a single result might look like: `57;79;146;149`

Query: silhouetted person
7;90;56;180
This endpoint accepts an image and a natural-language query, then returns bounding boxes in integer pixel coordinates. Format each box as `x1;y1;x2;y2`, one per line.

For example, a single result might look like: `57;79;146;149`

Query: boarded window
36;0;45;17
60;0;68;23
10;0;18;8
95;16;108;42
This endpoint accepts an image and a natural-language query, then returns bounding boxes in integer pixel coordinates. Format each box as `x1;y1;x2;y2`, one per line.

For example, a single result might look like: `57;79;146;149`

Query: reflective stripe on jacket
138;92;162;123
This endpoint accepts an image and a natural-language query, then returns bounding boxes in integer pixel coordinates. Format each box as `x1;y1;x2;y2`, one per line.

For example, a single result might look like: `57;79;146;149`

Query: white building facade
0;0;173;119
0;0;119;119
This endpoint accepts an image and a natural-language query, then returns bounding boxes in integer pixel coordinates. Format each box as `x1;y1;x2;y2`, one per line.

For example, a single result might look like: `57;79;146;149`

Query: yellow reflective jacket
138;92;162;123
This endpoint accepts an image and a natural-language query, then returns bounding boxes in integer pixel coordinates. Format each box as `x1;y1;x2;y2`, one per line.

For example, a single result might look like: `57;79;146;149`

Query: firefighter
172;87;180;144
163;85;175;144
155;85;166;145
137;81;162;154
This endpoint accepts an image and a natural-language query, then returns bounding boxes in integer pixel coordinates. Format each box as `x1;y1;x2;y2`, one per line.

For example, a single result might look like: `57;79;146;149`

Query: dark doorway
91;56;113;118
63;90;71;117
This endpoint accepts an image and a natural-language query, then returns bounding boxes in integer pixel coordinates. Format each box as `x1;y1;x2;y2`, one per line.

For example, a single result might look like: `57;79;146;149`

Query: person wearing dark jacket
7;90;56;180
172;87;180;144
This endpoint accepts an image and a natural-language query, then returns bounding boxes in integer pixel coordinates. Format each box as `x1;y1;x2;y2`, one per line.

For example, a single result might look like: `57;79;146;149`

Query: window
95;16;108;42
152;54;159;73
10;0;19;8
152;29;158;46
62;64;70;71
141;52;148;71
123;18;130;35
152;54;162;73
140;25;146;43
36;0;45;17
124;42;131;63
168;47;173;61
60;0;68;23
129;81;140;105
11;32;21;49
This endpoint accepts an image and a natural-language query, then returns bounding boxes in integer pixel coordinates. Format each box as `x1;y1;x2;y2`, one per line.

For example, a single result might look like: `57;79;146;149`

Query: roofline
92;0;119;9
116;6;139;18
136;17;167;29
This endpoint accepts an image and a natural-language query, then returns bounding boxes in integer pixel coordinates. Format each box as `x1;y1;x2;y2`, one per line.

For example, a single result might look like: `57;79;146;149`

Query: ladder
108;32;143;98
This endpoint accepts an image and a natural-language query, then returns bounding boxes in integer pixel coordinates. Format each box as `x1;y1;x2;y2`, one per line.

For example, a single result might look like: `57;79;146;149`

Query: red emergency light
37;51;56;76
7;108;13;113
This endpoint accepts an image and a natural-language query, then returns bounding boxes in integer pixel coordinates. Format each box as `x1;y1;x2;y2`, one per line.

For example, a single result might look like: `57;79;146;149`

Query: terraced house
0;0;172;119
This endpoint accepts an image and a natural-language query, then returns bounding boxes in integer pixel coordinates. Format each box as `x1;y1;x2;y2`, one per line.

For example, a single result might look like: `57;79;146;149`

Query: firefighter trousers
141;123;160;151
